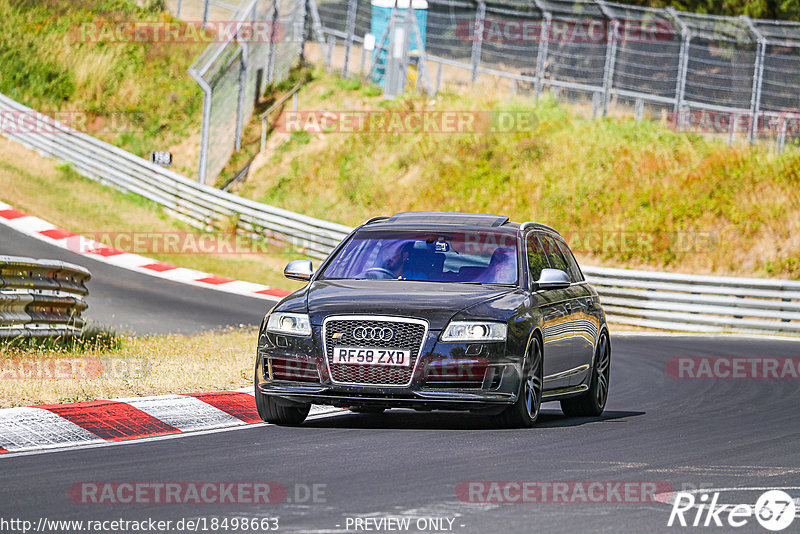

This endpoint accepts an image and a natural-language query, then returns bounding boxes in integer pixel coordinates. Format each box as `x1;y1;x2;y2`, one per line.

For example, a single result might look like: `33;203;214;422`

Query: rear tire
491;338;543;429
254;370;310;425
560;332;610;417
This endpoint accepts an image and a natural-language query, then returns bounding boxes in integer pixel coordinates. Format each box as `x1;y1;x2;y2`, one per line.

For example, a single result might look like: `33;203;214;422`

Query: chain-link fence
168;0;309;183
316;0;800;149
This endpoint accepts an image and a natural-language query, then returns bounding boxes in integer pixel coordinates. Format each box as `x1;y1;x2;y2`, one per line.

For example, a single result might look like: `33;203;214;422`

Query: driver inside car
373;241;428;280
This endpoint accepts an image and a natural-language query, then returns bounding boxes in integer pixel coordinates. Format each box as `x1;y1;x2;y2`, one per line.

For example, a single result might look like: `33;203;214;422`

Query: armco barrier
2;94;799;335
583;265;800;334
0;256;91;337
0;93;352;260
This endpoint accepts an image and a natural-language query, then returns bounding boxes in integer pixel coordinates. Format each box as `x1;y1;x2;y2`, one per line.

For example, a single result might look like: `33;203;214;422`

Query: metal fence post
235;49;247;152
176;0;183;18
777;114;787;153
596;1;618;116
470;0;486;84
188;69;212;184
326;35;335;68
668;8;690;127
267;1;279;84
742;16;766;144
202;0;210;28
342;0;359;77
531;0;551;97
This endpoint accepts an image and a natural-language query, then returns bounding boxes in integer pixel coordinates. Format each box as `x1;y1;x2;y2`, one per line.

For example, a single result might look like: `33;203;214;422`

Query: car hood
305;280;515;330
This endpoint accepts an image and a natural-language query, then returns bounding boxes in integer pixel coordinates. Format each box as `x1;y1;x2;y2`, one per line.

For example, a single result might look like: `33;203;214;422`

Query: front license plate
332;347;411;367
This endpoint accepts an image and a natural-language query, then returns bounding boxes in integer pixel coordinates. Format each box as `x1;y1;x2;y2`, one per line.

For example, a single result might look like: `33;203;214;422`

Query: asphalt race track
3;336;799;533
0;224;269;335
3;218;800;533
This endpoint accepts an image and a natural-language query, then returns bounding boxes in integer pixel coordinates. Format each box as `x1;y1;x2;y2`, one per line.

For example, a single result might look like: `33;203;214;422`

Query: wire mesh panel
317;0;350;35
602;2;681;103
538;0;608;92
207;48;244;181
425;0;476;64
273;0;305;81
479;2;544;79
754;20;800;113
188;0;304;183
678;13;756;111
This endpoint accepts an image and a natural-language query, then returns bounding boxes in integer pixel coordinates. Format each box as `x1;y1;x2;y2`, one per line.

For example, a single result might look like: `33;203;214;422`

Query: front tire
560;332;610;417
254;370;310;425
492;337;543;428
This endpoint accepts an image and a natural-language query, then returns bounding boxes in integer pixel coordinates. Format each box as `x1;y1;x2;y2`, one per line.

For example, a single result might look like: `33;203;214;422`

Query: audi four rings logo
352;327;395;341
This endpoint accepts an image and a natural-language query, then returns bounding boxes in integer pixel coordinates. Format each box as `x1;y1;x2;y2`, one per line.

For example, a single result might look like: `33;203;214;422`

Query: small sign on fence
150;151;172;167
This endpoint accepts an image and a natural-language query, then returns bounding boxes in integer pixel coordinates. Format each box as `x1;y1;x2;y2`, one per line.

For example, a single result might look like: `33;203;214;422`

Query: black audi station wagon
254;212;610;428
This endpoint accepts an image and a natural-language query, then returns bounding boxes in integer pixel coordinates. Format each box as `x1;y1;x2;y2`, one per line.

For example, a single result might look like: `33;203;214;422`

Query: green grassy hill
239;72;800;279
0;0;205;176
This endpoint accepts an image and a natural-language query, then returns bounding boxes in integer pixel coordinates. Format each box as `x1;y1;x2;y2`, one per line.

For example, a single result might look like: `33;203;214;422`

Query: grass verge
0;326;255;408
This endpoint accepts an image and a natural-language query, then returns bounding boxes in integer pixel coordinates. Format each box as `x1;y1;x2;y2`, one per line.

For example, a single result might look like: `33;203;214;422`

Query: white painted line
0;407;104;452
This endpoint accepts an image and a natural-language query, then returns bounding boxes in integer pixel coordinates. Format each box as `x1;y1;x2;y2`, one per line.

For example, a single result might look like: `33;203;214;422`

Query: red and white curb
0;390;338;454
0;200;291;301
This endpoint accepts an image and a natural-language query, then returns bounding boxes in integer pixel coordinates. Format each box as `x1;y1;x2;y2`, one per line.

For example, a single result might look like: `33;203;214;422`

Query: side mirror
284;259;313;281
535;268;570;290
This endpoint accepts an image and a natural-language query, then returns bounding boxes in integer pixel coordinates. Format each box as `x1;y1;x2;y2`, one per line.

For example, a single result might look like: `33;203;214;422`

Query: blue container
370;0;428;86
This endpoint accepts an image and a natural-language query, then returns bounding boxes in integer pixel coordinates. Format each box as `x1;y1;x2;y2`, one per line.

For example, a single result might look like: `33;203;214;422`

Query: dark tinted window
321;230;518;284
526;233;549;282
556;239;584;282
540;234;570;274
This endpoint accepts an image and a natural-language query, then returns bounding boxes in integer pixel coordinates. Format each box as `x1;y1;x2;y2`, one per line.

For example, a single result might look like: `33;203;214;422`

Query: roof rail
385;212;510;227
520;221;561;235
362;216;390;225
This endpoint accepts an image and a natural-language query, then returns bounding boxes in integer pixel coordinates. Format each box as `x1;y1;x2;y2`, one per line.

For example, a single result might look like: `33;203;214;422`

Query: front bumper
256;326;524;411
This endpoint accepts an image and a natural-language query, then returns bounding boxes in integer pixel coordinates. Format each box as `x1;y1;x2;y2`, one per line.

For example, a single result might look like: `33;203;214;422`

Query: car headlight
266;312;312;336
440;321;507;342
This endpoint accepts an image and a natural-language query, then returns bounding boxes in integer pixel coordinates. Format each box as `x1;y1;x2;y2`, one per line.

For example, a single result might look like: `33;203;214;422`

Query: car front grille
267;356;320;382
324;317;427;386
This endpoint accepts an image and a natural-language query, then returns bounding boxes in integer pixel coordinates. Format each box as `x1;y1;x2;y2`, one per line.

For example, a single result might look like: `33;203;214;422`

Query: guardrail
0;256;91;338
583;266;800;335
0;93;352;259
2;94;799;335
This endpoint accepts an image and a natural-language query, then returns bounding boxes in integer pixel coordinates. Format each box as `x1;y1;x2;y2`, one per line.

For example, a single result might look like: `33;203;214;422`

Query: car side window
526;233;548;282
556;239;585;282
541;234;570;274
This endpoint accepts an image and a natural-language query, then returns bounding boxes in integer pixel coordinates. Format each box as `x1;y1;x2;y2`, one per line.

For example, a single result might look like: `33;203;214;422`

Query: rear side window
556;239;584;282
526;233;549;282
540;234;570;274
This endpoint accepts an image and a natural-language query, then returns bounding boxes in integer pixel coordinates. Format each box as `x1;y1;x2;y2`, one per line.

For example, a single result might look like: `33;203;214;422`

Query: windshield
321;230;519;284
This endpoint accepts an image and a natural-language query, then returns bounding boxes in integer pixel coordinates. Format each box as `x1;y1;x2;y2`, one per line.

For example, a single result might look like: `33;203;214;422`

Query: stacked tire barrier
0;256;91;338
